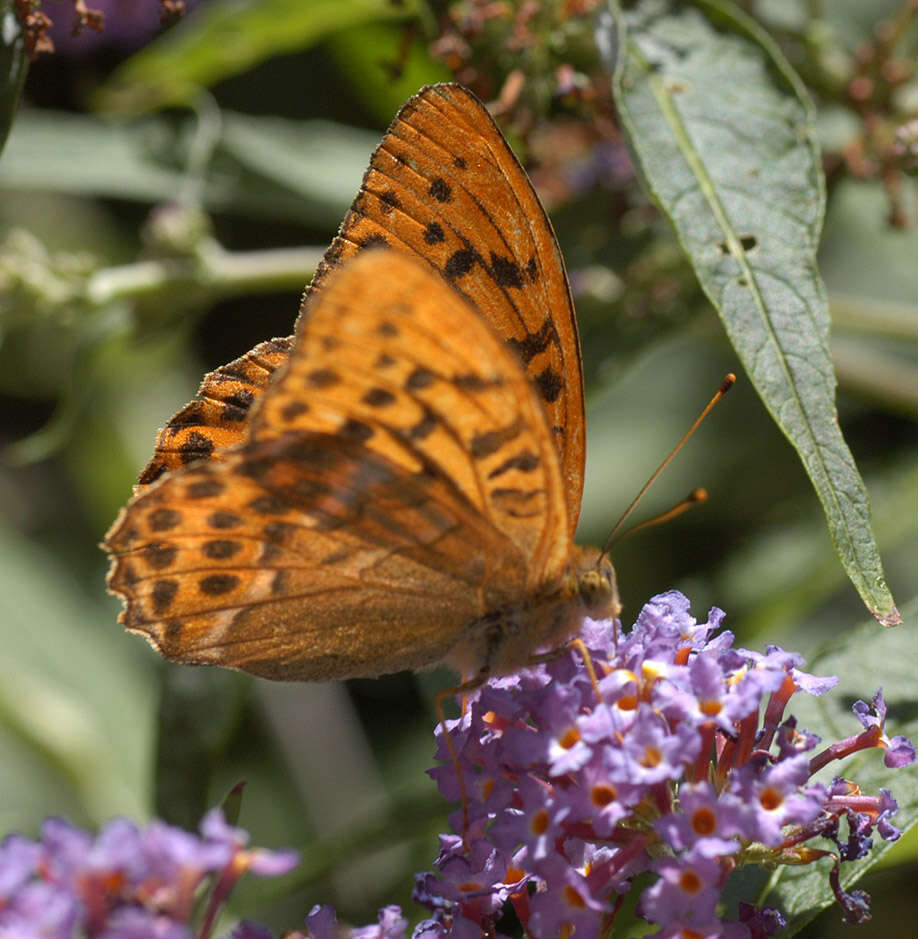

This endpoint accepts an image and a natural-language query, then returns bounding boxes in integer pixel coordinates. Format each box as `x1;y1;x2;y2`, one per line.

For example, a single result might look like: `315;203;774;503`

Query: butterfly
103;83;619;682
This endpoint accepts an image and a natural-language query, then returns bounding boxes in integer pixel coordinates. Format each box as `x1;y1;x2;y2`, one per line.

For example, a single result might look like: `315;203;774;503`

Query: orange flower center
564;885;586;909
691;807;717;835
699;699;722;717
459;881;483;893
591;784;617;807
759;787;782;811
640;745;662;768
531;809;549;836
558;727;580;749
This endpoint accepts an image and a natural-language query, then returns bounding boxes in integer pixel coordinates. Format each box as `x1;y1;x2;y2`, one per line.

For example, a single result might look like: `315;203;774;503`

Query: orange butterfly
103;84;618;682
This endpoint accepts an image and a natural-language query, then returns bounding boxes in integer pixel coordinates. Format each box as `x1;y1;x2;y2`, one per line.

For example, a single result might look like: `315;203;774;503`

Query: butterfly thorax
444;544;620;679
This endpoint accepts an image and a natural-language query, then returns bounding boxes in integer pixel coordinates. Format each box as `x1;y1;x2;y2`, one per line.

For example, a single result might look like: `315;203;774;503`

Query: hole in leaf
717;235;758;254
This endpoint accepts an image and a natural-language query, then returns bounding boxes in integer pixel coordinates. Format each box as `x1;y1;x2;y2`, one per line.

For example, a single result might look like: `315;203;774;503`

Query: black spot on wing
444;248;478;281
168;402;205;427
280;400;309;422
362;387;396;408
149;508;181;532
534;366;563;403
470;419;523;460
199;574;240;596
222;389;255;421
405;367;436;391
179;432;215;464
202;539;241;560
187;479;225;499
424;221;445;245
454;373;501;392
490;487;545;518
144;543;177;570
406;405;437;441
506;317;558;366
119;561;139;586
340;419;374;444
380;190;401;212
306;368;340;389
359;233;389;250
281;439;341;472
152;579;178;614
261;522;296;561
487;451;540;479
429;177;452;202
489;253;524;289
139;463;167;486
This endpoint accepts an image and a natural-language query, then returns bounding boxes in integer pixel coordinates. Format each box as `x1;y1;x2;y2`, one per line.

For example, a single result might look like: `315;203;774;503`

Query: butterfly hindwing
138;338;292;488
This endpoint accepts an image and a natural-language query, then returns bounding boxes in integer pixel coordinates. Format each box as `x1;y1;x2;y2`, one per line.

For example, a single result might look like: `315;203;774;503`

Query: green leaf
324;20;450;124
0;1;29;155
0;109;376;226
761;594;918;933
0;526;156;830
94;0;420;115
608;0;900;626
219;111;379;226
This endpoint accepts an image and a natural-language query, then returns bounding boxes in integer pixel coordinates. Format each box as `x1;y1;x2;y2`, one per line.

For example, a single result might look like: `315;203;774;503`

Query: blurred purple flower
47;0;202;55
0;807;298;938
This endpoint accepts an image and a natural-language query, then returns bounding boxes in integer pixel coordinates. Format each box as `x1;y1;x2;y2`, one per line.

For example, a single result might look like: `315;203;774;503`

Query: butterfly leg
527;638;603;704
434;668;491;843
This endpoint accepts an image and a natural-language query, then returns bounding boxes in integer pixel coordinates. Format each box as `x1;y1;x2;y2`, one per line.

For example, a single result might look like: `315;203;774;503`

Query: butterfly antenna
623;487;708;537
600;373;735;559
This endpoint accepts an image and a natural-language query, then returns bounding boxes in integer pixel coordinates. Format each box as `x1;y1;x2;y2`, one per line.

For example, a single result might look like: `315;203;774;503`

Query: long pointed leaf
607;0;900;626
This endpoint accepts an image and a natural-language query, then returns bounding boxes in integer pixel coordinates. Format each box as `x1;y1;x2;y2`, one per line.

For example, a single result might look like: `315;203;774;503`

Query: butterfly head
571;545;621;623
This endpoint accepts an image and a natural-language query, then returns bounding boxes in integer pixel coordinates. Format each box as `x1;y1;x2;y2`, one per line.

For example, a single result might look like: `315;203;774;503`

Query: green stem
830;293;918;342
84;243;325;306
832;335;918;417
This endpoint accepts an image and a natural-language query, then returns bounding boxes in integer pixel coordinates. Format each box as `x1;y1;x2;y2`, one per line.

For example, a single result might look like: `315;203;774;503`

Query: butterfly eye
576;565;618;618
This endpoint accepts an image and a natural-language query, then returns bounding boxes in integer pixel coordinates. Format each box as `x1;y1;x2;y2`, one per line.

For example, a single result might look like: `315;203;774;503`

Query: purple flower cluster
308;591;913;939
0;807;298;939
4;592;910;938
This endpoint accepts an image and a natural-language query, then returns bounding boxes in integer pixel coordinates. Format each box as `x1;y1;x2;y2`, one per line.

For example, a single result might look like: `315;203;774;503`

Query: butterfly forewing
104;251;572;681
309;84;585;530
256;251;568;573
134;84;585;534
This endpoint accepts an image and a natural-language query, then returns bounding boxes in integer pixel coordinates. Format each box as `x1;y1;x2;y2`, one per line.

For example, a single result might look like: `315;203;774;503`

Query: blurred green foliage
0;0;915;935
